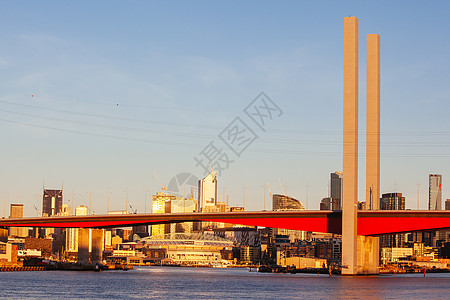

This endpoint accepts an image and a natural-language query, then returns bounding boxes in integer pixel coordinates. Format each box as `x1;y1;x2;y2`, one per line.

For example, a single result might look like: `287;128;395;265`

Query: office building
9;204;28;237
429;174;442;210
330;172;343;210
42;189;63;217
320;197;333;210
198;169;217;209
272;194;304;211
66;205;88;253
151;192;176;236
380;193;406;248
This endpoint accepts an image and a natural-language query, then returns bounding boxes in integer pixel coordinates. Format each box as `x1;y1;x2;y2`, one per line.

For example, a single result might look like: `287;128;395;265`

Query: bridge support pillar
77;228;90;264
357;236;379;274
91;229;103;264
342;16;359;275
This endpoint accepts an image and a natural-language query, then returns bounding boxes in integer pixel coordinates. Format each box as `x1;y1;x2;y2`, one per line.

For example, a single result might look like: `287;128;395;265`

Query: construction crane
33;205;40;217
267;183;273;211
153;170;167;193
129;203;137;214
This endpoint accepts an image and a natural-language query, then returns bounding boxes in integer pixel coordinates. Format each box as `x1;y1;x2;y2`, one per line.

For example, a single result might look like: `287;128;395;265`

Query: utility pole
305;184;309;210
108;189;110;213
243;184;245;209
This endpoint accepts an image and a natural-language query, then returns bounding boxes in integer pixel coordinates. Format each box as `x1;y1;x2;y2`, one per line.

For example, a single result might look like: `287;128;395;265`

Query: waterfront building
9;204;28;237
139;233;234;266
380;193;406;248
240;245;260;264
429;174;442;210
198;169;217;209
0;241;18;264
381;247;413;265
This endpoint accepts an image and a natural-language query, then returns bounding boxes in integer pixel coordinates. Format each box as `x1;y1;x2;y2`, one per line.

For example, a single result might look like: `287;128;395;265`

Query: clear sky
1;1;450;217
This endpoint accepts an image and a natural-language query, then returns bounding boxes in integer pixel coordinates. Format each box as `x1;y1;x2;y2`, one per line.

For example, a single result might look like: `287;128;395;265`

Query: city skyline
1;1;450;217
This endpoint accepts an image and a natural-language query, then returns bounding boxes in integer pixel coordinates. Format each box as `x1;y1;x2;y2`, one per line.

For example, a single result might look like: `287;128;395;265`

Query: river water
1;267;449;299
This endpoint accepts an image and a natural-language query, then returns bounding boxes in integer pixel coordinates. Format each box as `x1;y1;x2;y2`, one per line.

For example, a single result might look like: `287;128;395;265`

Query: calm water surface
1;267;449;299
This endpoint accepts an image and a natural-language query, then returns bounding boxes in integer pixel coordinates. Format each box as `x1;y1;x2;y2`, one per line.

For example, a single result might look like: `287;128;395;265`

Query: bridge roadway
1;210;450;236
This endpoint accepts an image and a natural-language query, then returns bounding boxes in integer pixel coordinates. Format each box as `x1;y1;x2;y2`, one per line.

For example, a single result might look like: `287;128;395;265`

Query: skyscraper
380;193;406;248
151;192;176;236
42;189;63;216
330;171;343;210
429;174;442;210
198;170;217;209
66;205;88;252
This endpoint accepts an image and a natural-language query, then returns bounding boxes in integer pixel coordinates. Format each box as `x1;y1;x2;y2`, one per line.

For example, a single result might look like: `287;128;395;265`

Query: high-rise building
330;172;343;210
42;189;63;217
198;170;217;209
429;174;442;210
380;193;406;248
151;192;176;236
380;193;405;210
66;205;88;253
9;204;27;237
320;197;333;210
171;197;198;233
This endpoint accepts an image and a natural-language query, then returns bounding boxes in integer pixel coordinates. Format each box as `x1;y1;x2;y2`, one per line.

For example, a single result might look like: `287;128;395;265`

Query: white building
199;170;217;209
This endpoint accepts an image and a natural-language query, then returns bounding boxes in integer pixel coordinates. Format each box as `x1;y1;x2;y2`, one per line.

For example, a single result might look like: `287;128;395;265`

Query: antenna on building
226;187;229;206
417;181;420;210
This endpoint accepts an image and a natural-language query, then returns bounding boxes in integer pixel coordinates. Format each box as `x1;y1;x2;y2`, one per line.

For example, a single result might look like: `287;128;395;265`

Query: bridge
1;210;450;236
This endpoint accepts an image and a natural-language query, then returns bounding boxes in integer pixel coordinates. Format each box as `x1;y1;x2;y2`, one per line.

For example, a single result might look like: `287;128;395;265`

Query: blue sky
1;1;450;217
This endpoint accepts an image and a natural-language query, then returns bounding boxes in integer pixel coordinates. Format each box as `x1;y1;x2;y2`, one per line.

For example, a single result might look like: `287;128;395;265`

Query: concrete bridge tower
342;17;381;275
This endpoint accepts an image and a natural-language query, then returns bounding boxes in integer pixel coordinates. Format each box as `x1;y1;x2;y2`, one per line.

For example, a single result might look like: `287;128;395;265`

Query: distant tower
42;188;63;216
330;172;343;210
198;169;217;210
429;174;442;210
